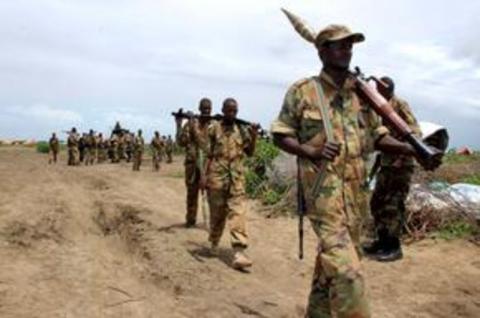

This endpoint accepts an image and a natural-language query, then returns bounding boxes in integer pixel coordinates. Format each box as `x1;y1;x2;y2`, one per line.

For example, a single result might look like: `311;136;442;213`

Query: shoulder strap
313;79;335;143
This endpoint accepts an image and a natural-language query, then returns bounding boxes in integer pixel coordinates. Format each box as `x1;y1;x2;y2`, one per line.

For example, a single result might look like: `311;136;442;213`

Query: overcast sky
1;0;479;148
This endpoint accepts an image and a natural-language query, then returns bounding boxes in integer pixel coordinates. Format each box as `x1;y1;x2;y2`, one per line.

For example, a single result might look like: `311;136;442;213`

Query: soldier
150;131;165;171
78;133;86;163
165;135;174;163
202;98;258;270
363;77;421;262
132;129;144;171
109;133;119;163
175;98;212;228
84;129;97;166
48;132;60;164
67;127;79;166
117;132;126;162
96;133;107;163
271;11;423;317
125;132;134;162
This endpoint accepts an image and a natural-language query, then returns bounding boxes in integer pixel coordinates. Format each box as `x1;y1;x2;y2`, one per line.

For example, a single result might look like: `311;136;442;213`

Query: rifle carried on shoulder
171;109;263;132
351;67;443;171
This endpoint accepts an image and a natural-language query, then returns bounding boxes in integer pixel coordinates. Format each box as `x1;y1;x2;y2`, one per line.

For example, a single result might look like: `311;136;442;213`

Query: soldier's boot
376;236;403;262
363;229;388;256
232;247;252;270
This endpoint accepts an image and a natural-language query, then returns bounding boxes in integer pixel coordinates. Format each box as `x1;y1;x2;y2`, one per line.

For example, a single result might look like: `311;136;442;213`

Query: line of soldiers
48;124;175;171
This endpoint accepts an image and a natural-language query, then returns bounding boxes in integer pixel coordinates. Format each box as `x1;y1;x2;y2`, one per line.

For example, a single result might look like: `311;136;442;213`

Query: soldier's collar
319;70;356;92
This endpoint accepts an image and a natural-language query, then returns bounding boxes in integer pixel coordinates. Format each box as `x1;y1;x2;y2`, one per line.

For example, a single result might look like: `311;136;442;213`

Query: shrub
36;141;50;154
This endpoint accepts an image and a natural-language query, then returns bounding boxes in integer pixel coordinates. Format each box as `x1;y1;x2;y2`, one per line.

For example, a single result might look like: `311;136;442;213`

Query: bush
36;141;49;154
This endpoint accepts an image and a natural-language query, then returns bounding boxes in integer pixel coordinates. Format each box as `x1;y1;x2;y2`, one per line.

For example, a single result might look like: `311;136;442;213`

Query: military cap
315;24;364;48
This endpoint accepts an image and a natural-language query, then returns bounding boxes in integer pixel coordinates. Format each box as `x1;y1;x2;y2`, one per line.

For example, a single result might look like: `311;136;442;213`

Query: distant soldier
117;132;126;162
175;98;212;228
48;132;60;164
96;133;107;163
202;98;258;270
78;133;86;163
84;129;97;166
165;135;174;163
363;76;422;262
150;131;165;171
67;127;79;166
125;132;134;162
132;129;144;171
109;134;119;163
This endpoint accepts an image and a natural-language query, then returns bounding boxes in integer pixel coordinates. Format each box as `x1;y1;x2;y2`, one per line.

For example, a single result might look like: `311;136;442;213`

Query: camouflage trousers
166;151;173;163
370;166;413;239
207;187;248;248
185;161;200;224
152;150;161;171
132;151;143;171
306;179;370;318
97;148;107;163
84;148;96;165
67;147;79;166
49;150;58;164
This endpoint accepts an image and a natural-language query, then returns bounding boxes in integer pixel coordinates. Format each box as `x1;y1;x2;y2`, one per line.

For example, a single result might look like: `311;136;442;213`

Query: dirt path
0;147;479;318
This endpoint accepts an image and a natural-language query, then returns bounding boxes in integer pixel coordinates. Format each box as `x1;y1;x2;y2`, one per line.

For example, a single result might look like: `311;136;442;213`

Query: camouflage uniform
117;134;126;162
177;120;210;226
150;135;165;171
67;132;79;166
370;96;421;240
109;135;119;163
96;135;107;163
271;71;388;317
206;120;254;249
132;133;144;171
166;137;174;163
48;135;59;164
84;133;97;166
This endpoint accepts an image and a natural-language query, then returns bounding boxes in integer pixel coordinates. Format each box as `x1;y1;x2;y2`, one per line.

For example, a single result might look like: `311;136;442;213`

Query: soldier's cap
315;24;364;48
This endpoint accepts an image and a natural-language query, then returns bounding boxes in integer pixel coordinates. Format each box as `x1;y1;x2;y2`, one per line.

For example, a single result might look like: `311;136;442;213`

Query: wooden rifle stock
351;67;441;170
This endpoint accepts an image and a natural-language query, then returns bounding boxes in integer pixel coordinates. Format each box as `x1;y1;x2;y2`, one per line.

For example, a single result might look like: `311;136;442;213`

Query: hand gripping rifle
351;67;443;171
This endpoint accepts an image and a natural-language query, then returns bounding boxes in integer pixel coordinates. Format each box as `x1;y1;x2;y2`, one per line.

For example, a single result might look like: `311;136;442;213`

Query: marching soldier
166;135;174;163
48;132;60;164
67;127;79;166
132;129;144;171
150;131;165;171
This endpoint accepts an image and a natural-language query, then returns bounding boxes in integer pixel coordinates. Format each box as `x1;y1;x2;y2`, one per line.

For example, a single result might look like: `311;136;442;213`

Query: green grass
461;174;480;186
431;221;478;240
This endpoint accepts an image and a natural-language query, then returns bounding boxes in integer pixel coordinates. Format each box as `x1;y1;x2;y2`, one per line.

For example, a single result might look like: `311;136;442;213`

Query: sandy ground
0;146;479;318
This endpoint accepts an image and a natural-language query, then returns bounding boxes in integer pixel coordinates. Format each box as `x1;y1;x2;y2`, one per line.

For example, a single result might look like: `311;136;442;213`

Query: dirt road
0;147;479;318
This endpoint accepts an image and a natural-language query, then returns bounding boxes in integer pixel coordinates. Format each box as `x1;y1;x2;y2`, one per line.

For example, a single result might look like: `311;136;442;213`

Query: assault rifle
351;67;443;171
171;109;263;132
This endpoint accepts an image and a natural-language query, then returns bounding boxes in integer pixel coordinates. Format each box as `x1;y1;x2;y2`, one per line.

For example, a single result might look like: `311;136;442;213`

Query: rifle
171;109;262;131
297;157;306;260
351;67;443;171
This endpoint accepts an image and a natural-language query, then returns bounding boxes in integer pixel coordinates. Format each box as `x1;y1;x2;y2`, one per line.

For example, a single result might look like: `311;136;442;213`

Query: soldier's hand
302;142;341;161
249;123;260;137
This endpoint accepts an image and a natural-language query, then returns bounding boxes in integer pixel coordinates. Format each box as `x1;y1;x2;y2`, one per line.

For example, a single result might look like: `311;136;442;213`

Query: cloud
6;104;83;123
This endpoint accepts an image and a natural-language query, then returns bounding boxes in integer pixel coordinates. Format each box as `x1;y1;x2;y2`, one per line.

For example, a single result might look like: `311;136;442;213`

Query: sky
0;0;479;148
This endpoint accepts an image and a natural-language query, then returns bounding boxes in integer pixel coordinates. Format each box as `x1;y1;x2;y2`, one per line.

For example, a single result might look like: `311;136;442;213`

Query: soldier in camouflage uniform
132;129;144;171
48;132;60;164
203;98;258;270
125;132;134;162
84;129;97;166
364;77;421;262
67;127;80;166
96;133;107;163
272;13;420;317
150;131;165;171
175;98;212;228
166;135;174;163
117;132;126;162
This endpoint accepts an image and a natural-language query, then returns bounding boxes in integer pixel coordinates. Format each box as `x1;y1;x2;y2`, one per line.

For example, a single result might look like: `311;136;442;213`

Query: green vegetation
443;149;480;164
36;141;50;154
245;139;285;205
461;174;480;186
431;221;478;241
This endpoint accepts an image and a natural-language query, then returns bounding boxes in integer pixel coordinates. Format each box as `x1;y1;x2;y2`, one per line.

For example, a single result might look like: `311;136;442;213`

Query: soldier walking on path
132;129;144;171
67;127;79;166
150;131;165;171
84;129;97;166
48;132;59;164
202;98;258;270
363;76;421;262
271;9;429;317
175;98;212;228
166;135;174;163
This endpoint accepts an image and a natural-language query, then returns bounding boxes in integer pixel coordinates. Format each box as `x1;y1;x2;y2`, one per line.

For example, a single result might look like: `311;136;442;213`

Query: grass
431;221;478;241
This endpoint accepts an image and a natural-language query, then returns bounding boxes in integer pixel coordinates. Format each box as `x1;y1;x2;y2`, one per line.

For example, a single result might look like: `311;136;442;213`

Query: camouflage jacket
150;136;165;152
379;96;421;168
67;133;79;148
271;71;388;194
133;135;144;152
206;120;254;192
49;137;59;151
176;119;210;164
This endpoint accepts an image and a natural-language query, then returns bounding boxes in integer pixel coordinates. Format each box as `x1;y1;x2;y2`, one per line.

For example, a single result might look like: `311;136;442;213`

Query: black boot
362;239;384;256
375;236;403;262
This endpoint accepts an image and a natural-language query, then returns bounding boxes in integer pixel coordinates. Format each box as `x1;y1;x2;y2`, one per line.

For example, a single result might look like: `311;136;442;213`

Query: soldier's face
319;39;353;70
222;102;238;124
199;103;212;116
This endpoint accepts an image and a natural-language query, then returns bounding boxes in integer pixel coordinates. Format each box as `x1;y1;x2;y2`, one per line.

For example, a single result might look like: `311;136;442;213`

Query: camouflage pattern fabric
109;135;119;163
84;134;97;166
166;138;174;163
150;136;165;171
48;136;59;164
206;120;253;248
117;134;126;162
370;95;420;239
132;134;144;171
177;119;210;225
67;133;79;166
270;71;388;318
96;136;107;163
